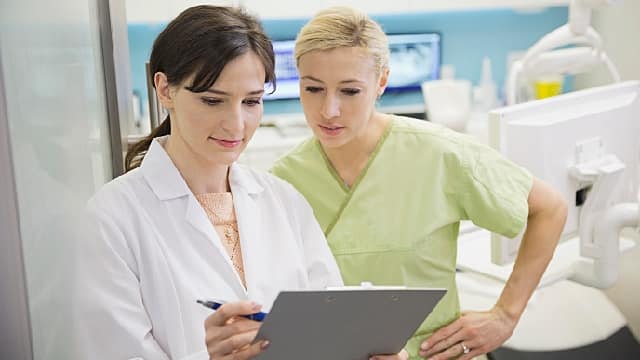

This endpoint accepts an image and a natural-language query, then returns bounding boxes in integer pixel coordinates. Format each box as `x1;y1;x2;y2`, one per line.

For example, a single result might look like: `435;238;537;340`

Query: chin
310;130;336;147
206;152;240;166
317;136;350;150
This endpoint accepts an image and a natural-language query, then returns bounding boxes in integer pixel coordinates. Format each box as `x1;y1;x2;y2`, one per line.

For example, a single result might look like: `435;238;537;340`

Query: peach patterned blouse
195;192;246;287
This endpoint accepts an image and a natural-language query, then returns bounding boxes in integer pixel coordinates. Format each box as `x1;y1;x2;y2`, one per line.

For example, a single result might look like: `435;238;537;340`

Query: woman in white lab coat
71;6;408;360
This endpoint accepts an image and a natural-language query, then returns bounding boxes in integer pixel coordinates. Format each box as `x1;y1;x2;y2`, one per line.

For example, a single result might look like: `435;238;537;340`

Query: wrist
493;302;521;328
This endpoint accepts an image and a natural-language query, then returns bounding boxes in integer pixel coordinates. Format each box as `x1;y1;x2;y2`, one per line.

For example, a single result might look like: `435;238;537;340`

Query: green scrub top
271;116;533;359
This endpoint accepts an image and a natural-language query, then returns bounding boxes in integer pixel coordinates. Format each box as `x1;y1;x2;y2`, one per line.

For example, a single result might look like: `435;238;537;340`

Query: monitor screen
263;33;441;100
264;40;298;100
386;33;441;91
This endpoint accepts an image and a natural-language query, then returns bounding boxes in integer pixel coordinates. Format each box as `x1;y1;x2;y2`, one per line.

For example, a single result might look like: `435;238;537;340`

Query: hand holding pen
197;299;268;322
201;300;270;359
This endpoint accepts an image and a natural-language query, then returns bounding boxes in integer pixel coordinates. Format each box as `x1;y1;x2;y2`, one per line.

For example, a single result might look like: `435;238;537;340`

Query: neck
164;135;230;194
322;112;390;186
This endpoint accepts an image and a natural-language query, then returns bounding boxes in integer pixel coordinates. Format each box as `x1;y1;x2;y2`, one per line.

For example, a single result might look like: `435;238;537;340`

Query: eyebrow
300;76;364;85
204;88;265;96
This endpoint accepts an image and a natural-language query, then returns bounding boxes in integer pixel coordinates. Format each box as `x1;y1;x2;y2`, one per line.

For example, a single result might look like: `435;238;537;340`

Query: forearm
495;201;567;323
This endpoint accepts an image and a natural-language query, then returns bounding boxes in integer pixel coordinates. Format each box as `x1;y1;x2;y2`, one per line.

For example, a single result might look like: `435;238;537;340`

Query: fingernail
420;342;429;350
260;340;270;350
251;302;262;311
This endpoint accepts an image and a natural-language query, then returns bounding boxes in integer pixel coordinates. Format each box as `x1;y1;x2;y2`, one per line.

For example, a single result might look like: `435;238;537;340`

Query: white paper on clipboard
253;287;447;360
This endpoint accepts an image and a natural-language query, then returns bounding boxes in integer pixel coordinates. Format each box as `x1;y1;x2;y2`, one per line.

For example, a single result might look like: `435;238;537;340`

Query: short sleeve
456;140;533;238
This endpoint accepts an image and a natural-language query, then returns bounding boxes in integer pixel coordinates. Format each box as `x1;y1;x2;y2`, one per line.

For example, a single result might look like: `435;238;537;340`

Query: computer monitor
386;33;441;91
263;33;441;100
488;81;640;274
264;40;298;100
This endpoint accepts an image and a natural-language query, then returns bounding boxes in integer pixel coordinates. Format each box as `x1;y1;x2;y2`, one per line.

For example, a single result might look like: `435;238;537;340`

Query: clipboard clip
325;281;408;291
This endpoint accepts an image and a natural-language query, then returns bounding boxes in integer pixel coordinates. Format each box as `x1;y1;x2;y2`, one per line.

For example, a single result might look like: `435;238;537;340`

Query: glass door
0;0;128;358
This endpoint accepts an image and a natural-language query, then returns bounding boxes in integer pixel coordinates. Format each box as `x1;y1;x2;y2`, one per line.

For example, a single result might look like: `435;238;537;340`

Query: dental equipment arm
506;0;622;105
569;146;640;288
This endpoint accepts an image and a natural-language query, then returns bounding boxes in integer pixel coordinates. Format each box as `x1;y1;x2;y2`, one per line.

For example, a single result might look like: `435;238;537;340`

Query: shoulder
387;116;532;193
388;115;488;167
81;170;149;256
86;169;147;218
270;137;320;176
390;116;476;149
235;164;316;230
235;163;308;204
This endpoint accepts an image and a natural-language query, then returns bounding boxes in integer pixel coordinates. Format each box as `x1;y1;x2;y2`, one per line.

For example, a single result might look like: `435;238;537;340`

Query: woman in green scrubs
271;6;568;360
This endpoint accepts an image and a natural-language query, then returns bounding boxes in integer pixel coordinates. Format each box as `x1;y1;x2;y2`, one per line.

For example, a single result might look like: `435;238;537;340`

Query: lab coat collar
140;136;263;201
229;163;264;196
140;136;263;296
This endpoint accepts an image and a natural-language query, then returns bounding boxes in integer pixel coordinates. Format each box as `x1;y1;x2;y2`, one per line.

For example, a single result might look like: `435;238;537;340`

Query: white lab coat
72;137;343;360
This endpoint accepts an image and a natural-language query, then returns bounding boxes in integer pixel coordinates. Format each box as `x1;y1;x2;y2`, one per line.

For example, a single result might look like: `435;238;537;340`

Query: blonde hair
294;6;389;75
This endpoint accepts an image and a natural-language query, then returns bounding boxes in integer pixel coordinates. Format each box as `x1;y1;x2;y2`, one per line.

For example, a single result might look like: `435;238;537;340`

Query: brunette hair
125;5;275;171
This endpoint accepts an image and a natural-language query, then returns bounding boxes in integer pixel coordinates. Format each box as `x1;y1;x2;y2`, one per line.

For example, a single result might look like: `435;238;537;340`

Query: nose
222;103;245;135
320;94;340;119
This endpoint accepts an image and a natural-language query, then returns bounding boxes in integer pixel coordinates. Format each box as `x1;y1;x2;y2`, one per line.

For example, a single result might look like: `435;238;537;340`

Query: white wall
574;0;640;88
243;0;569;19
126;0;237;23
126;0;569;22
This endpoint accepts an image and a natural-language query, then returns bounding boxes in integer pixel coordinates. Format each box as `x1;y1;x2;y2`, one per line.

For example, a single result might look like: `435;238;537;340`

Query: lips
318;124;345;136
208;136;243;148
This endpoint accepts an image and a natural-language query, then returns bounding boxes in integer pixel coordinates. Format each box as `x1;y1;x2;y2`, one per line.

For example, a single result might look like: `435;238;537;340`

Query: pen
196;299;268;322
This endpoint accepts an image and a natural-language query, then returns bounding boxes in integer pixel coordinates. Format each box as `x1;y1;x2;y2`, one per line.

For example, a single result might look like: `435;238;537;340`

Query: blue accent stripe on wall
127;23;165;103
128;6;569;115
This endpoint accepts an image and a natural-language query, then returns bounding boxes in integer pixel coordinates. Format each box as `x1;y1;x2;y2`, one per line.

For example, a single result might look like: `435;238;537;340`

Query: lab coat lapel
228;164;264;295
140;137;246;294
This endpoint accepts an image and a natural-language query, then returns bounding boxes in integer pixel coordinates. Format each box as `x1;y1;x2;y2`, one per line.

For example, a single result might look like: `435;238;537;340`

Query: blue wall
128;6;569;115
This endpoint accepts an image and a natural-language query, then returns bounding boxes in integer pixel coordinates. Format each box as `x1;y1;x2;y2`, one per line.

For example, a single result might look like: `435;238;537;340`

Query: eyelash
304;87;361;96
304;86;323;93
201;98;222;106
243;98;262;106
341;88;360;96
200;98;262;106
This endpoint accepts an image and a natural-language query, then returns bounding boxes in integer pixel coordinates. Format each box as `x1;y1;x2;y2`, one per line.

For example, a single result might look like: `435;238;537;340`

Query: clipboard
254;287;447;360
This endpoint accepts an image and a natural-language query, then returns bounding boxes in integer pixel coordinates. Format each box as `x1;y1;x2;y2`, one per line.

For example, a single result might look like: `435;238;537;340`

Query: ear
377;67;390;98
154;72;173;109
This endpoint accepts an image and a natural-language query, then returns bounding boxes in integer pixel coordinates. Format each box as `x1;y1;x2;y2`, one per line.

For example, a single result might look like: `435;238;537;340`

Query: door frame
98;0;132;178
0;41;35;360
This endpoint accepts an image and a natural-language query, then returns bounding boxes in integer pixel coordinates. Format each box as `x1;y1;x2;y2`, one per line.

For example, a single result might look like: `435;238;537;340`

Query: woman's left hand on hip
417;307;516;359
